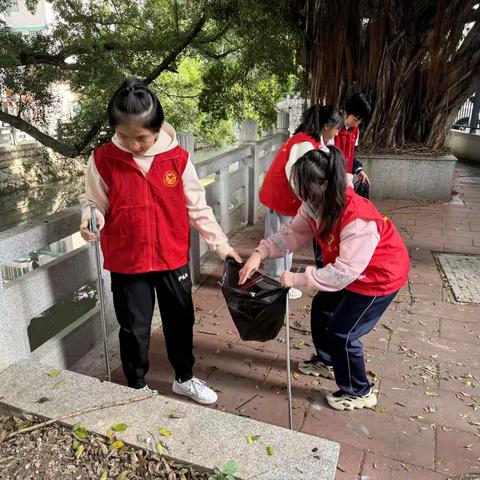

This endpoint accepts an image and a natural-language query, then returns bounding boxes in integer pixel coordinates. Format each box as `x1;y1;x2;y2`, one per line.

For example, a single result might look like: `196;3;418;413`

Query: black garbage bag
354;179;370;199
220;258;288;342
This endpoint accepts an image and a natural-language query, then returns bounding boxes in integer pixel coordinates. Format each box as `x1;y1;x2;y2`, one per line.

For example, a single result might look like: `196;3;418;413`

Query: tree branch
201;47;239;60
0;110;79;157
2;13;208;156
194;25;229;45
143;13;206;84
77;13;208;152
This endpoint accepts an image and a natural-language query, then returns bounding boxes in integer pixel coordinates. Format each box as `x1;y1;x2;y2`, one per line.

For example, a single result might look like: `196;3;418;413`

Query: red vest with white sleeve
94;141;190;274
311;188;409;296
335;126;359;174
259;132;320;216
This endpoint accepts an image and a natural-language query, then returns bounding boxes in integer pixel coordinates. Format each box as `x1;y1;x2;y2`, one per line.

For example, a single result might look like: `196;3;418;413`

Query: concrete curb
0;360;339;479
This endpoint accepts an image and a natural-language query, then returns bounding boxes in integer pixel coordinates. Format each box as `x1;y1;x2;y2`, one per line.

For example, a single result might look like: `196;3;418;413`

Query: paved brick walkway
112;161;480;479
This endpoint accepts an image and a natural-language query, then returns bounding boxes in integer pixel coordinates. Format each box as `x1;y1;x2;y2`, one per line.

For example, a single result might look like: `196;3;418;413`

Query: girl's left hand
357;171;370;184
280;271;295;288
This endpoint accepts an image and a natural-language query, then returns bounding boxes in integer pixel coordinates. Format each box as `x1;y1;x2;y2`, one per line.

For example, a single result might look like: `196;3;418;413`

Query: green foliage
208;459;238;480
0;0;301;153
155;55;236;148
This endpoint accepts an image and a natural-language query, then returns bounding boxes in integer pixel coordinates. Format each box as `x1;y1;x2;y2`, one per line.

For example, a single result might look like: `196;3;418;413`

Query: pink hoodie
255;205;380;292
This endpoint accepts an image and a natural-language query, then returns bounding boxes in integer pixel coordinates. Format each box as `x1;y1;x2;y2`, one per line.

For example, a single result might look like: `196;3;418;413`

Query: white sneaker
172;377;218;405
136;385;158;394
288;288;303;300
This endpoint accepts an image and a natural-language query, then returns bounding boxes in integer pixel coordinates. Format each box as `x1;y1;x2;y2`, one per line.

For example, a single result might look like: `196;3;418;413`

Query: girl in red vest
80;78;241;404
239;147;409;411
259;105;343;299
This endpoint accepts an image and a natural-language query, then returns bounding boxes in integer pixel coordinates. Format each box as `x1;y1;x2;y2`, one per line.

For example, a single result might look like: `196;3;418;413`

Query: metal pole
90;205;111;381
469;91;480;134
284;254;293;430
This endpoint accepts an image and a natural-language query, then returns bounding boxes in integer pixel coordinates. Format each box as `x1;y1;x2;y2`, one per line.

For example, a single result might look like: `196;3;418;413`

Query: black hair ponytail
107;77;164;131
294;105;343;142
291;146;347;241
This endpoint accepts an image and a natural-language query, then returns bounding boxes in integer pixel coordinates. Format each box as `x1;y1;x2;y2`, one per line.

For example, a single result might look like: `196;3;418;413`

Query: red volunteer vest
311;188;409;296
94;141;190;274
335;126;359;174
259;132;320;216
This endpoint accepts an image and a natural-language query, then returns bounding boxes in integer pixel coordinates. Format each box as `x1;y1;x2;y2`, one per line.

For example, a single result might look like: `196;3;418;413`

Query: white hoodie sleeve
284;141;316;180
79;153;109;229
182;159;233;260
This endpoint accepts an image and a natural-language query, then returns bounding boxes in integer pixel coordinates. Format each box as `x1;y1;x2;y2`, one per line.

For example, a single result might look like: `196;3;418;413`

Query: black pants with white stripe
110;265;195;389
311;289;398;396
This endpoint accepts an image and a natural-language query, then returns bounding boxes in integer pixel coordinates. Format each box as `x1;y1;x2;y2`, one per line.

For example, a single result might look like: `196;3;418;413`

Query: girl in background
259;105;343;299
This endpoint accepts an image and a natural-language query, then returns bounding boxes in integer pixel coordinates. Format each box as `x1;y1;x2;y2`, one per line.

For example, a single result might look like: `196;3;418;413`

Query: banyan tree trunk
302;0;480;150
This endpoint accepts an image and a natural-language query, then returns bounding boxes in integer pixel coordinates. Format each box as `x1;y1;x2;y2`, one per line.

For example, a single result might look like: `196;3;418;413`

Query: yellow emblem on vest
164;170;179;187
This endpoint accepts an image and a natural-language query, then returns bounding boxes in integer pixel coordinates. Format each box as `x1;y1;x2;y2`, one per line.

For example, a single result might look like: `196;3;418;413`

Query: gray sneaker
325;387;377;411
298;355;335;379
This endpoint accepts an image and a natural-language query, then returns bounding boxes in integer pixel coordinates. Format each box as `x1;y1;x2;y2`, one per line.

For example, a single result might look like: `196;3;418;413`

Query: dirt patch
0;415;209;480
357;145;451;156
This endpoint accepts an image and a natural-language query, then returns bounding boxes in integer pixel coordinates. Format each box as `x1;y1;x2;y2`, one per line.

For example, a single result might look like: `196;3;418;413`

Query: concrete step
0;360;339;479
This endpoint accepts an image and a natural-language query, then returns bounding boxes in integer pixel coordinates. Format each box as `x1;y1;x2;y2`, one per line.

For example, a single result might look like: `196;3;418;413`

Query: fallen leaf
52;381;65;389
73;423;87;440
75;444;85;460
47;370;60;379
111;423;127;432
246;434;261;444
118;446;128;456
115;472;130;480
159;428;172;437
111;440;125;449
166;408;185;419
155;442;165;455
99;472;108;480
401;463;412;472
266;445;274;456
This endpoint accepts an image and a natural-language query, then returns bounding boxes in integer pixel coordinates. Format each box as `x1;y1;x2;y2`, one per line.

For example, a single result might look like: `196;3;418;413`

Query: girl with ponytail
79;77;241;404
239;146;410;411
259;105;343;299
